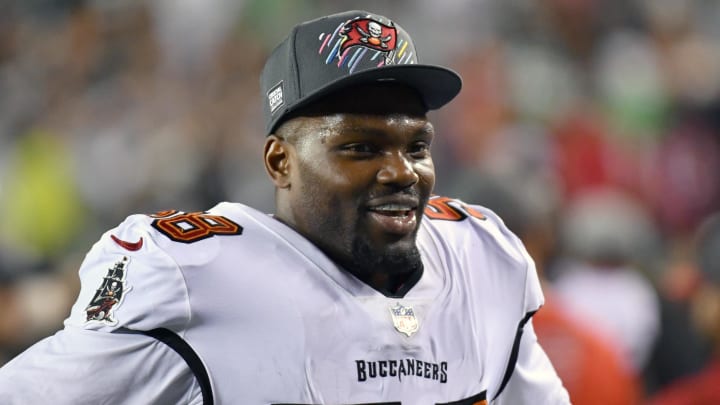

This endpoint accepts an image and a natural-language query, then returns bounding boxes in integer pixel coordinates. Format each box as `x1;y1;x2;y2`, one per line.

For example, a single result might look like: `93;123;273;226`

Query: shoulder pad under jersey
421;195;544;314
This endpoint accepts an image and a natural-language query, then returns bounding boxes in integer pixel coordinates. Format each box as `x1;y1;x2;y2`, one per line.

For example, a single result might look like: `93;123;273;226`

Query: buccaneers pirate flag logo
340;18;397;65
85;256;132;325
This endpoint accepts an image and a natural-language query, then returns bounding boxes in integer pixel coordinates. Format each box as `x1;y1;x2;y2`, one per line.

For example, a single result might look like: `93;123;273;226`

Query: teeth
370;204;415;217
372;204;413;212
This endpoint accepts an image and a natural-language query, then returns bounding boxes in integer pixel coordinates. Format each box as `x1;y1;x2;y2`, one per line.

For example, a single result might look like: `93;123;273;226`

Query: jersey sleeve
520;244;544;315
65;213;191;332
0;214;198;403
0;326;201;404
477;205;545;314
492;320;571;404
453;201;565;402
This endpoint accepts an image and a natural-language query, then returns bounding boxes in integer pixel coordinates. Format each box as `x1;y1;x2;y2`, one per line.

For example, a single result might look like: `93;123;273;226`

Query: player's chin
366;227;420;254
350;229;422;275
369;232;421;261
376;242;423;275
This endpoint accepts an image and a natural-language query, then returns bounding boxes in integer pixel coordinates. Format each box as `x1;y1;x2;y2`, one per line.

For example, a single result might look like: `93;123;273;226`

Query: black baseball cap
261;10;462;134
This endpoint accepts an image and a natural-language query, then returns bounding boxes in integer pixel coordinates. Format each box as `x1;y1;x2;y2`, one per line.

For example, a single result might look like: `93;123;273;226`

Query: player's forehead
310;113;434;145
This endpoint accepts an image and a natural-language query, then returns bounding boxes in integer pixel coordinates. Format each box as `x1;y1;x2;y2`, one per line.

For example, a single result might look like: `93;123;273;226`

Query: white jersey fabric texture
0;197;569;404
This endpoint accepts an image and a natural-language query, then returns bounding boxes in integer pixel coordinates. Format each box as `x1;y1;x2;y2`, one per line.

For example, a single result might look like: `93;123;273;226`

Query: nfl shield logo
389;303;419;337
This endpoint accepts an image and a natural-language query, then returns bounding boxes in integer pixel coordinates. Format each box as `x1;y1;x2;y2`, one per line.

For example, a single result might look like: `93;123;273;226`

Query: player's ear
264;135;292;188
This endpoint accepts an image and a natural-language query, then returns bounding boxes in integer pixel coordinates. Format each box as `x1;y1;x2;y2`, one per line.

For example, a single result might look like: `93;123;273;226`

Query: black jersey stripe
273;403;400;405
492;310;538;401
142;327;214;405
436;390;487;405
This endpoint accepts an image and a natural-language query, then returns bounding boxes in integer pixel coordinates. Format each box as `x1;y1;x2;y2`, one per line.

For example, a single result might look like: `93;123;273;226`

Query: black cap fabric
261;10;462;134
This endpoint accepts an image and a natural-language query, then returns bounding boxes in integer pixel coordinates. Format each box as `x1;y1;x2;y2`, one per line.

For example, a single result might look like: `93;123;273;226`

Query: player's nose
376;151;419;188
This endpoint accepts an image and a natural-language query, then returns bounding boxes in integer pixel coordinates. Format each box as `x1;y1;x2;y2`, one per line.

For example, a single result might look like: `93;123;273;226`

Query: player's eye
408;141;430;159
339;143;379;156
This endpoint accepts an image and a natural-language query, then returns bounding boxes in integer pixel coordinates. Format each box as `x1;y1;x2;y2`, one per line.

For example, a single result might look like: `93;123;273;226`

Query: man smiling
267;84;434;297
0;10;570;404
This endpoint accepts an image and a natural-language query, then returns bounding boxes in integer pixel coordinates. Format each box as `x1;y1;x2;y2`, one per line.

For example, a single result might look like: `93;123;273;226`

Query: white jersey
0;197;569;404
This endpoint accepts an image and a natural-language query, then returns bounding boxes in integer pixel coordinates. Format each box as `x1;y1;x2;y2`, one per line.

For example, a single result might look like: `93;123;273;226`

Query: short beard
342;236;424;294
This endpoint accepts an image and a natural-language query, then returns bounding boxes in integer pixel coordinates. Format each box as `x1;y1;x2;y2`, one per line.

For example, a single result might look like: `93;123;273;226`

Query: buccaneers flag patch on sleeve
84;256;132;325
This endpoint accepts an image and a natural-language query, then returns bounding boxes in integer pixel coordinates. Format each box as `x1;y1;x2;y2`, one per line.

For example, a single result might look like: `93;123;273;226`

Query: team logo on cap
318;16;414;72
340;18;397;67
389;302;419;337
84;256;132;325
340;18;397;55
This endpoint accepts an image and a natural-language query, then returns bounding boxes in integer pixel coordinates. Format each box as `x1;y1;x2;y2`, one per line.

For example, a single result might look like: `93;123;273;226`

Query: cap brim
270;64;461;134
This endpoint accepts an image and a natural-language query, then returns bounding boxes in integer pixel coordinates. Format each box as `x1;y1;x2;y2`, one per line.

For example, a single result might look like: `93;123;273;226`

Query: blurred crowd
1;0;720;403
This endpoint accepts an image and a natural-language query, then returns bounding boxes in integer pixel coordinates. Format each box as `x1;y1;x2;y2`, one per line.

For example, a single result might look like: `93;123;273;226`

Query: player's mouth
366;200;419;236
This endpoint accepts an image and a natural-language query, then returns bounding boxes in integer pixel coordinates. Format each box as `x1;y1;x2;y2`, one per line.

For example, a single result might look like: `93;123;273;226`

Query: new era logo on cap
268;81;284;114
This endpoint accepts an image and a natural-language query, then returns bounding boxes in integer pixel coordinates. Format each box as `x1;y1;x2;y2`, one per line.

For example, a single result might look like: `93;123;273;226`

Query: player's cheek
416;161;435;192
